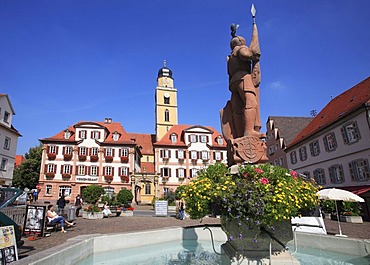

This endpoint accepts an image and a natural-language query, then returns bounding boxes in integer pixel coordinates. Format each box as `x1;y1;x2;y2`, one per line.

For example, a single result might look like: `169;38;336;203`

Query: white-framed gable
74;122;106;143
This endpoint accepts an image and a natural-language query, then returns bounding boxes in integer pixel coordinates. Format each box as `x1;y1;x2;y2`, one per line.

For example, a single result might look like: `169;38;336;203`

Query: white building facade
0;94;21;186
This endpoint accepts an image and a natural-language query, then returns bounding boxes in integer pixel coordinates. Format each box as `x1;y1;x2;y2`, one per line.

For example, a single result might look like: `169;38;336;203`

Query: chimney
104;118;112;124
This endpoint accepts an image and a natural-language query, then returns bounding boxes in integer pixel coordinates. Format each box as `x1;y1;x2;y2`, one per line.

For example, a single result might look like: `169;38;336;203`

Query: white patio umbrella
317;188;364;237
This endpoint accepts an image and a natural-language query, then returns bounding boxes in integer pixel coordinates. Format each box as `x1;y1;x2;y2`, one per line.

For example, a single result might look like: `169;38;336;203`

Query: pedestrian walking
57;195;67;216
75;194;83;217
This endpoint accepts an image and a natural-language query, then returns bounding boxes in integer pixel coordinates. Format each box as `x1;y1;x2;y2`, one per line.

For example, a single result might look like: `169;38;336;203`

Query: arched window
164;109;170;122
164;95;170;104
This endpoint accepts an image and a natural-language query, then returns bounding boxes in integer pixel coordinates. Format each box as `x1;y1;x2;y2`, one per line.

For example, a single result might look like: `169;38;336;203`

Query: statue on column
220;10;268;166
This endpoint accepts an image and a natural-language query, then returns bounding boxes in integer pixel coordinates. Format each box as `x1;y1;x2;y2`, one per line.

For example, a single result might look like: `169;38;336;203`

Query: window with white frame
349;159;369;181
90;166;98;176
80;130;87;139
64;130;71;139
268;146;274;155
121;148;128;157
121;167;128;176
191;151;198;160
217;137;223;145
65;146;73;155
63;164;72;174
91;130;100;140
49;145;57;154
177;150;184;159
177;168;185;179
299;146;307;161
164;109;170;122
279;157;284;166
162;149;170;159
59;186;71;198
0;158;7;171
313;168;326;185
79;147;87;155
3;137;10;150
215;151;221;161
45;185;52;195
323;132;337;152
290;151;297;164
191;168;198;178
200;135;207;143
201;151;209;160
329;164;344;183
171;134;177;143
309;140;320;156
47;164;55;173
275;143;279;151
105;148;113;156
145;183;151;195
3;112;9;123
105;166;112;176
341;121;361;144
78;165;86;175
162;167;170;178
112;132;119;141
190;134;197;143
91;147;99;156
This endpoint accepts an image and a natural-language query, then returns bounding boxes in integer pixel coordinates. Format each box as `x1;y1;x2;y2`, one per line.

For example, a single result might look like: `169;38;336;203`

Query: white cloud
270;81;284;89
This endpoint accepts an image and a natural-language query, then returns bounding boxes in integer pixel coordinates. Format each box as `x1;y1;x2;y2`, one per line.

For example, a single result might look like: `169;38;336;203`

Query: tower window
164;109;170;122
164;94;170;104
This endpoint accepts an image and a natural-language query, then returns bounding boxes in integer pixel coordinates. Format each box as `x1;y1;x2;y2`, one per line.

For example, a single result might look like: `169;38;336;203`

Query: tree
82;185;105;204
116;188;133;207
12;145;42;189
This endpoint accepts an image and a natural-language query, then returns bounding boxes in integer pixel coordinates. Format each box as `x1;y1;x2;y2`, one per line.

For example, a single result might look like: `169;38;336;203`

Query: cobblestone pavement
17;206;370;261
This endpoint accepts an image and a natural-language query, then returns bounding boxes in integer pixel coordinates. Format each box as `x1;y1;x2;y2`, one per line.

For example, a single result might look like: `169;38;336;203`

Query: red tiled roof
127;133;155;155
288;77;370;148
15;155;25;167
40;121;135;145
154;124;226;147
141;162;155;173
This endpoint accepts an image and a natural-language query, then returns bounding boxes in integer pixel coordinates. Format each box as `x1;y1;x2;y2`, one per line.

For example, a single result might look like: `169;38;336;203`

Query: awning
341;186;370;195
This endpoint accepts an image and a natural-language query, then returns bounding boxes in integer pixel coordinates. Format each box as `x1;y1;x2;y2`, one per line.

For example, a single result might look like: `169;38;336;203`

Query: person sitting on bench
47;204;75;233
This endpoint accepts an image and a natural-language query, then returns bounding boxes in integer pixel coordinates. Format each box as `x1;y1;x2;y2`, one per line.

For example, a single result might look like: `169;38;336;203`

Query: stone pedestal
82;211;104;219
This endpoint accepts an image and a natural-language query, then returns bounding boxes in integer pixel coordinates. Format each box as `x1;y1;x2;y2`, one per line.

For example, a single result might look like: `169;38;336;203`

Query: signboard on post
23;205;46;236
154;200;168;217
0;225;18;263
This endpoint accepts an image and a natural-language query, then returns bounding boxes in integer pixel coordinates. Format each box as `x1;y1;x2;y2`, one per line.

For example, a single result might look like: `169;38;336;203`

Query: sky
1;0;369;155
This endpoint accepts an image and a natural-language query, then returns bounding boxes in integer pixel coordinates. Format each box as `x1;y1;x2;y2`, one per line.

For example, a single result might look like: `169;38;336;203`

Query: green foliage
116;188;133;207
12;145;42;189
341;202;361;216
182;163;320;230
84;205;102;213
320;200;335;212
175;185;186;199
164;189;176;205
101;194;114;205
82;185;105;204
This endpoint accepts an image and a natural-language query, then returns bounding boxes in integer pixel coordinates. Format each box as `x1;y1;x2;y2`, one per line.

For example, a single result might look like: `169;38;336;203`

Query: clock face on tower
163;77;168;85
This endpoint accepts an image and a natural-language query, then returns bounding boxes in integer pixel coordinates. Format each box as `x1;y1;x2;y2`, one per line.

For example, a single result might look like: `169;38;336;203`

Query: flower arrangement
45;172;55;178
105;156;113;162
121;175;130;183
62;173;71;179
182;163;319;239
90;155;99;162
104;175;113;181
47;153;56;160
63;154;72;161
120;156;129;163
78;155;87;161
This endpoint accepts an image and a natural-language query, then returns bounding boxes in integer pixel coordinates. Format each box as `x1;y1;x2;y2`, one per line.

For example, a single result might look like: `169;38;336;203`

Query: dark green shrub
82;185;105;204
116;188;133;207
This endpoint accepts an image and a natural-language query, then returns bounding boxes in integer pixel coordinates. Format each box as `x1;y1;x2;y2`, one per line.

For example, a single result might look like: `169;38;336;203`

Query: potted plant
181;163;319;257
82;185;105;219
117;188;134;216
63;154;72;161
62;173;71;179
45;172;55;178
47;153;56;160
340;202;363;223
104;175;113;182
90;155;99;162
120;175;129;183
78;155;87;161
120;156;129;163
105;156;113;163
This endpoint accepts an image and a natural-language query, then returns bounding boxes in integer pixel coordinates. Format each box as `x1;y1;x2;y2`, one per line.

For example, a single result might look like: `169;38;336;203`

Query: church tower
155;61;178;141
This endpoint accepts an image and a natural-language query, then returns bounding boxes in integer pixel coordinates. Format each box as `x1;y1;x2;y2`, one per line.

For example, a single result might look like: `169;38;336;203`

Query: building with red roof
285;77;370;220
38;64;226;203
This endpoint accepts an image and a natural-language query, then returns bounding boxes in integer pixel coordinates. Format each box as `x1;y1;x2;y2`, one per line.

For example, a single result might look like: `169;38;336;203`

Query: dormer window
79;130;87;139
91;130;100;140
113;132;119;141
64;130;71;139
171;134;177;143
200;135;208;143
3;112;9;124
217;137;223;145
189;134;197;143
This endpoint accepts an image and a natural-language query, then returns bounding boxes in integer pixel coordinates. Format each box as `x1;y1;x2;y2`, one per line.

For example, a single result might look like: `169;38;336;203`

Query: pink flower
290;171;298;179
260;178;269;185
243;173;248;178
254;168;264;174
